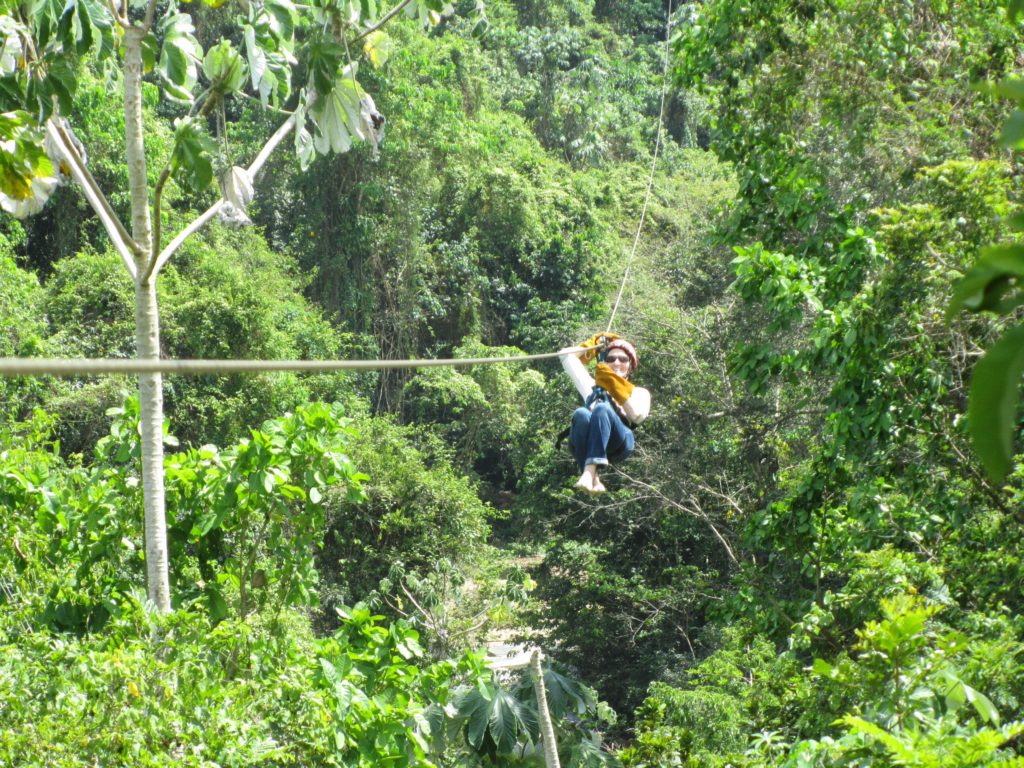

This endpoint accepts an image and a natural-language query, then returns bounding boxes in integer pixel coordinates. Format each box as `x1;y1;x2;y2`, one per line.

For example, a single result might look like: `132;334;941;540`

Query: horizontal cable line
0;347;584;378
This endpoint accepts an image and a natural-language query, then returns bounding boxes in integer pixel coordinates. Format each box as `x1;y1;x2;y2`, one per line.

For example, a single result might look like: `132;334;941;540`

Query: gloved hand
595;362;635;406
578;331;620;364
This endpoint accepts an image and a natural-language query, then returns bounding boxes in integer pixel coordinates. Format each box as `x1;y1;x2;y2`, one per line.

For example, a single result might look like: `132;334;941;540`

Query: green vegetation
2;0;1023;765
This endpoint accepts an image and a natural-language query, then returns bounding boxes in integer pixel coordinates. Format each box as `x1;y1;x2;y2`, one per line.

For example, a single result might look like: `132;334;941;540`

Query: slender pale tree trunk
135;278;170;610
530;650;561;768
124;26;171;611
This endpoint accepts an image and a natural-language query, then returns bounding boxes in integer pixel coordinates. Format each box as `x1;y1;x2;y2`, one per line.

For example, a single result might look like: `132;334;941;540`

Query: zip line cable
0;348;586;378
606;0;674;334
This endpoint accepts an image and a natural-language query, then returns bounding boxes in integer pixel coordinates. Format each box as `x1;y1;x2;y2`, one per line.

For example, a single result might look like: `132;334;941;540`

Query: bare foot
576;465;606;494
576;465;601;493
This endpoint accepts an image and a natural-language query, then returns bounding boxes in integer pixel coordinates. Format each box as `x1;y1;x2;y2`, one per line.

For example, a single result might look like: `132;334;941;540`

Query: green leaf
74;0;113;58
488;688;529;754
948;244;1024;318
964;684;1001;725
539;666;592;718
994;78;1024;103
457;683;535;757
811;658;834;677
170;117;216;192
306;39;345;97
203;39;246;94
44;58;77;115
205;584;228;621
968;323;1024;481
1000;110;1024;149
839;716;916;761
158;13;201;102
141;32;158;72
459;687;492;750
266;0;297;40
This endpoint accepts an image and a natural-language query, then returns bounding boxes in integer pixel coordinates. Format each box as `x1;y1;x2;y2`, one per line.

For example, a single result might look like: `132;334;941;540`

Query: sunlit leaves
157;12;201;104
310;67;364;153
306;38;346;97
241;0;297;106
362;30;392;68
58;0;114;59
305;65;385;158
405;0;451;28
0;16;25;76
169;117;216;193
0;110;57;217
202;40;246;95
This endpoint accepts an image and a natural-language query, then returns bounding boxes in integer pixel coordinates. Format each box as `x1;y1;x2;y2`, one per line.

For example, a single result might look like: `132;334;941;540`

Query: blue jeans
569;402;635;471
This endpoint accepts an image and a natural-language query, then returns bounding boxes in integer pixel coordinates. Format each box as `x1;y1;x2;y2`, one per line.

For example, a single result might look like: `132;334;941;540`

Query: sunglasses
605;354;631;364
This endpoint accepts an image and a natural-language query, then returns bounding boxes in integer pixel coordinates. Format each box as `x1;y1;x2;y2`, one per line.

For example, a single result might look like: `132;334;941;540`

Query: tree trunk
530;650;561;768
124;26;170;611
136;278;170;611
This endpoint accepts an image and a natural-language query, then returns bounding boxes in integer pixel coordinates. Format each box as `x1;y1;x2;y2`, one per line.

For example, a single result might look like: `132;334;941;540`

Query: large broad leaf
43;56;77;114
515;664;594;719
265;0;297;40
305;39;345;97
243;23;291;106
310;67;364;154
170;117;216;193
0;16;25;76
158;13;201;103
66;0;114;58
405;0;448;27
361;30;392;68
0;111;57;217
570;734;616;768
1000;110;1024;150
203;39;246;94
947;243;1024;319
968;323;1024;481
308;65;384;157
457;682;537;757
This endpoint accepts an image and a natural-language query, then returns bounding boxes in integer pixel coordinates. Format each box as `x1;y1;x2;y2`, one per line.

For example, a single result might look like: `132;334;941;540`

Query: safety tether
605;0;674;335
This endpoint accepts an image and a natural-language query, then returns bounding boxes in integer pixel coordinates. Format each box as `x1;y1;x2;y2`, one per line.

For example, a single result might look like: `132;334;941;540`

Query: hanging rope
606;0;674;334
0;347;585;378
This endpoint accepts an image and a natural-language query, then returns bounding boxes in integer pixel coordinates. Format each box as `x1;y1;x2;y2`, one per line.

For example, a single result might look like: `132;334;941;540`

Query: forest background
1;0;1023;765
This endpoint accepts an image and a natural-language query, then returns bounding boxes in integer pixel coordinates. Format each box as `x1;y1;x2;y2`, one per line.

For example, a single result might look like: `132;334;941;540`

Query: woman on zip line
559;332;650;494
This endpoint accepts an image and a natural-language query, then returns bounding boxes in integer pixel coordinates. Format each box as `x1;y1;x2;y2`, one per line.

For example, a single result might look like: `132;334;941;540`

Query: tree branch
146;94;222;281
53;121;140;256
142;0;159;32
106;0;127;28
610;465;741;564
46;120;139;281
352;0;416;43
152;109;300;275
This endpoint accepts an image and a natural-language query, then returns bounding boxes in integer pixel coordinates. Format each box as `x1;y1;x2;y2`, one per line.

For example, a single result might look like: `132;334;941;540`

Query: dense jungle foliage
2;0;1024;765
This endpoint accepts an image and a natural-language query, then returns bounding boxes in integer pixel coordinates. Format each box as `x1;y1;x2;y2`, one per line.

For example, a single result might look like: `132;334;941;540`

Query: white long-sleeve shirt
559;347;651;426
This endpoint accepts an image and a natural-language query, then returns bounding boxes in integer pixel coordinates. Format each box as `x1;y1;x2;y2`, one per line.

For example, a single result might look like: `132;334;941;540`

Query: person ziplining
559;333;650;494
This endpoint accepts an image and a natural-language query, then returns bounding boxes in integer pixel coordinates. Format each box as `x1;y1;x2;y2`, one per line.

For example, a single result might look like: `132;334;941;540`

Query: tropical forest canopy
1;0;1023;765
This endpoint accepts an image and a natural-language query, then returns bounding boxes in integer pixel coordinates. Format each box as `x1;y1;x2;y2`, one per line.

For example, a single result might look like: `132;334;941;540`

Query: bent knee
572;406;592;424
